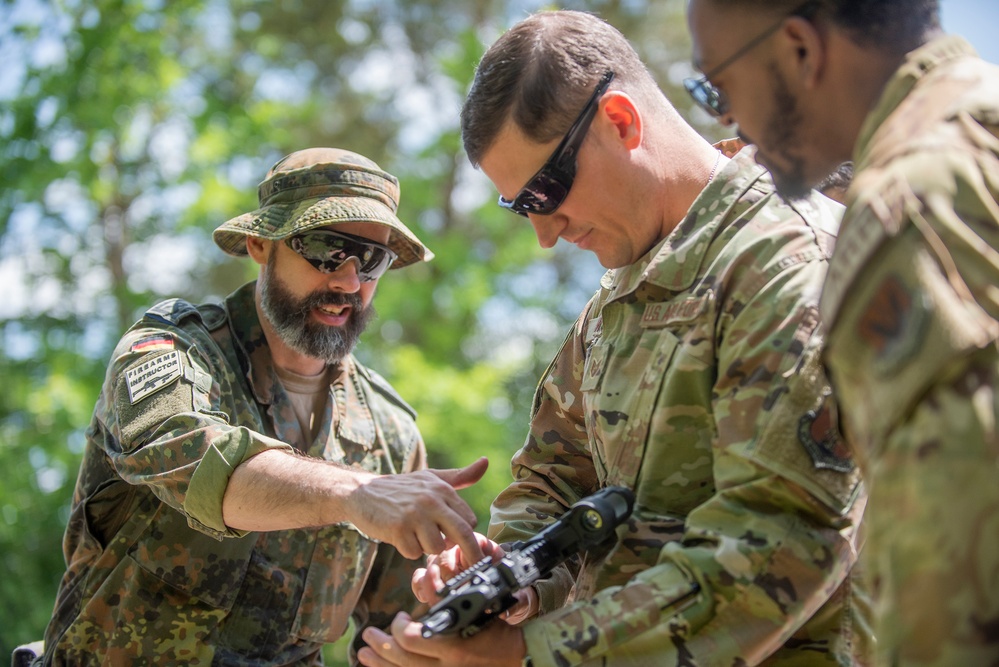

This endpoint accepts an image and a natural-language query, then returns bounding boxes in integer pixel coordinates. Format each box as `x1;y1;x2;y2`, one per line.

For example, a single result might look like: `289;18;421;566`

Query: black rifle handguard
418;485;635;638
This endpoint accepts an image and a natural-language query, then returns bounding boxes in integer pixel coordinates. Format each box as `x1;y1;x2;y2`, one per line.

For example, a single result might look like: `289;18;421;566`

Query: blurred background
1;0;993;662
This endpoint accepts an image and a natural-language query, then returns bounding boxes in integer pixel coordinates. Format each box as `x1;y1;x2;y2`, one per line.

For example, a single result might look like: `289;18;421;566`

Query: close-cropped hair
711;0;940;53
460;10;663;166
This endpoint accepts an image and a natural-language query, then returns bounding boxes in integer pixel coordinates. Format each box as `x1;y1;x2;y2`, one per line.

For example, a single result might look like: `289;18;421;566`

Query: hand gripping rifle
418;486;636;638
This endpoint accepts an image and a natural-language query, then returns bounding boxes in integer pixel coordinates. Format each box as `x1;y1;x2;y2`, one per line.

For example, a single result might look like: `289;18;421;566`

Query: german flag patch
130;334;175;354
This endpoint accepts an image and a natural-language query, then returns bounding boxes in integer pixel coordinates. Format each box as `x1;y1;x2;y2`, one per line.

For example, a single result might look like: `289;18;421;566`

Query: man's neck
654;127;724;240
803;37;889;166
823;28;943;161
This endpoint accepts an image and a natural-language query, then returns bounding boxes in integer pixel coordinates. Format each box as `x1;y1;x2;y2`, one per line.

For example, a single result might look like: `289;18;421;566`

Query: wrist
320;463;377;526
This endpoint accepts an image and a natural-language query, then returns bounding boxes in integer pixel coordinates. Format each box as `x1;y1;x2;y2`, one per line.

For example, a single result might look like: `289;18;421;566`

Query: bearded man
38;148;487;666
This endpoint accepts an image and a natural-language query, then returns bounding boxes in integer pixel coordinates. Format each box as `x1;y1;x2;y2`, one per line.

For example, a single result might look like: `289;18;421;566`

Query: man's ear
246;235;270;266
602;91;643;150
780;15;827;89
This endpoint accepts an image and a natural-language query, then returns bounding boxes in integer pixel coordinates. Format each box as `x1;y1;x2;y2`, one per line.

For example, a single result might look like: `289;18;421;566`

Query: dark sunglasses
684;0;818;117
285;229;397;282
498;71;616;217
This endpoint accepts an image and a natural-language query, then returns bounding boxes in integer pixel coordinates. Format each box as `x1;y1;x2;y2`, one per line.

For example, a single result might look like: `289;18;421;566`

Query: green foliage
0;340;107;655
383;344;526;520
0;0;710;661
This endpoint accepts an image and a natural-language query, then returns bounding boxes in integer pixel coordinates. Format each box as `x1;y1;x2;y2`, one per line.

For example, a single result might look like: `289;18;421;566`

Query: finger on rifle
437;513;483;562
457;533;502;569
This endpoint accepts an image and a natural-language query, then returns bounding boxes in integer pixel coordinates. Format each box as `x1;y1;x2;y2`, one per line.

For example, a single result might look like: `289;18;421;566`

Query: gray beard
259;266;374;364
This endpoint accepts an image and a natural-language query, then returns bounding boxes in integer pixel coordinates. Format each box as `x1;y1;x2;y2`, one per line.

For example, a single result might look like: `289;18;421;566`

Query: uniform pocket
291;523;380;643
583;328;680;487
127;505;252;611
57;554;223;665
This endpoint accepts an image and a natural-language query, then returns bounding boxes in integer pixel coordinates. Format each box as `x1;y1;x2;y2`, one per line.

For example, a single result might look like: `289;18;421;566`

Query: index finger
456;534;502;569
442;489;478;529
438;514;484;562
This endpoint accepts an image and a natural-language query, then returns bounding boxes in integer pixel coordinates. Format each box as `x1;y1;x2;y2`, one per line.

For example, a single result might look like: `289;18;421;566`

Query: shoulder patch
856;273;928;373
125;350;183;404
130;333;175;354
797;391;853;473
752;342;862;514
196;302;228;331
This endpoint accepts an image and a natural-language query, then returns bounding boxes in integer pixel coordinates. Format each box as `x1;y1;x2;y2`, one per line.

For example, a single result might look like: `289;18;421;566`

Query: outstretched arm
222;452;489;560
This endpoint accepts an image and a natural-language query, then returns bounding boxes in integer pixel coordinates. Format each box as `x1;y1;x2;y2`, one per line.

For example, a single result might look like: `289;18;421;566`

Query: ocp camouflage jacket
491;149;870;667
820;34;999;666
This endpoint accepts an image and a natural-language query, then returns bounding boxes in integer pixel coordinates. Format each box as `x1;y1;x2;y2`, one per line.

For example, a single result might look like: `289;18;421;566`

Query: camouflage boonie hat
213;147;433;269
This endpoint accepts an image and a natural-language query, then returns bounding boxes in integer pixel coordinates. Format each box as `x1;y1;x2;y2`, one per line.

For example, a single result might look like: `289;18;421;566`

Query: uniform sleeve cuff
184;428;293;537
534;566;575;614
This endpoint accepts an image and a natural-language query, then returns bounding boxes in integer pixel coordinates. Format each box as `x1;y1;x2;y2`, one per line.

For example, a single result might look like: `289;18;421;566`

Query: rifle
418;485;635;638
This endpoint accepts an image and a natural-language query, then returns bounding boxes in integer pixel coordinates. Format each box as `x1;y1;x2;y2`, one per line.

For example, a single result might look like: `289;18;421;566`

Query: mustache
298;291;363;312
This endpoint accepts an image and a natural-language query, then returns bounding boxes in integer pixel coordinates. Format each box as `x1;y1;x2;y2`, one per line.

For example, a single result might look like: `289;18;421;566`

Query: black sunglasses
498;71;616;217
285;229;397;283
684;0;818;117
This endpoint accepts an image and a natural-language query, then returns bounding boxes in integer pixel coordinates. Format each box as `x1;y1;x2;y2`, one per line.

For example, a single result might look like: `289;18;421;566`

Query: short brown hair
460;10;663;165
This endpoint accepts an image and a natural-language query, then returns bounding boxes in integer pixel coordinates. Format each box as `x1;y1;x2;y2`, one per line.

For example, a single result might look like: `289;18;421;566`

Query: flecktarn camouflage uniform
820;35;999;666
41;283;426;666
490;149;870;667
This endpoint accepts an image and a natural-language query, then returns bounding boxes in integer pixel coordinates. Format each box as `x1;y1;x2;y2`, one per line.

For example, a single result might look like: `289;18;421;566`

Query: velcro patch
125;350;183;404
580;343;611;392
130;333;175;354
640;293;711;328
797;396;853;473
584;316;603;345
857;273;927;372
751;343;861;514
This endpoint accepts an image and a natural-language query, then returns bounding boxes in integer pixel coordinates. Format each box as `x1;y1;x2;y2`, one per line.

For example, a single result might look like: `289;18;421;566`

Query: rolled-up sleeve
100;325;294;539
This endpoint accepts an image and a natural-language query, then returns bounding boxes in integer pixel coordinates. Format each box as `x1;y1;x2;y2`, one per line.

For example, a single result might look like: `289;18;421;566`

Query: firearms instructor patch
125;350;183;404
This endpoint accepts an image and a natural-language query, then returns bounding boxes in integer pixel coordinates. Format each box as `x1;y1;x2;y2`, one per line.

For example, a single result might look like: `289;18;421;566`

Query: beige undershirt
273;365;331;449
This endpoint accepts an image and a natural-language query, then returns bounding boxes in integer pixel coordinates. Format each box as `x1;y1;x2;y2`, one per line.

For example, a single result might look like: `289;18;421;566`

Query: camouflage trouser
862;345;999;666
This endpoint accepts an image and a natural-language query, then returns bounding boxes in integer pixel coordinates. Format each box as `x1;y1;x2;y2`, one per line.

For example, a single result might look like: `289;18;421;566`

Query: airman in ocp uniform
687;0;999;663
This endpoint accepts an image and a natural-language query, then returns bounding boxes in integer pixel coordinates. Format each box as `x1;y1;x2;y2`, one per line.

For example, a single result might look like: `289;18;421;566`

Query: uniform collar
854;34;978;168
601;147;769;299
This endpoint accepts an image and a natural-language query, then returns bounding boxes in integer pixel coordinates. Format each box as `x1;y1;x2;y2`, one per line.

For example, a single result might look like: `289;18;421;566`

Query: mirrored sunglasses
499;71;615;217
285;229;398;282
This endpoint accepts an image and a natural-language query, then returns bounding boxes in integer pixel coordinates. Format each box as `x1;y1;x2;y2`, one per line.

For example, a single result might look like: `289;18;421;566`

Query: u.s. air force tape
125;350;183;404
